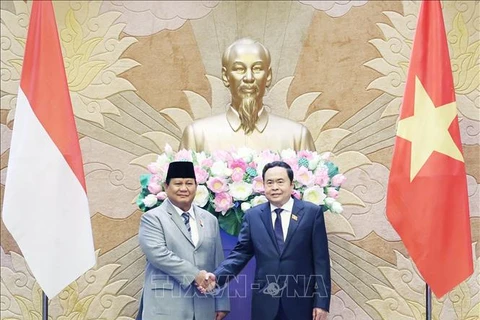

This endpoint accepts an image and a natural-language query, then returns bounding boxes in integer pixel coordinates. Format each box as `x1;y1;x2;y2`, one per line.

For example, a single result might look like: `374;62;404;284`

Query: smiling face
263;166;294;208
165;178;197;212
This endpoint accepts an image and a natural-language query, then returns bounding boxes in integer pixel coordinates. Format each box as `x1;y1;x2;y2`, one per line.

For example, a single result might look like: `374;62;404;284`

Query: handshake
194;270;217;294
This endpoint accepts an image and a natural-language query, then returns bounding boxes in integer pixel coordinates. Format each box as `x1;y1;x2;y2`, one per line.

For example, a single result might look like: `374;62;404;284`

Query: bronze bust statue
180;38;315;152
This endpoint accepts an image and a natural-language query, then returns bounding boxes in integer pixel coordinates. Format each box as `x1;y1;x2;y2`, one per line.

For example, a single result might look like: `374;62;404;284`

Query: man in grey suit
138;161;230;320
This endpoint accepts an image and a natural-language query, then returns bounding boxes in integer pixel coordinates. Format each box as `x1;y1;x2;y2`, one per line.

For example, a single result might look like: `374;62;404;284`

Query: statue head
222;38;273;133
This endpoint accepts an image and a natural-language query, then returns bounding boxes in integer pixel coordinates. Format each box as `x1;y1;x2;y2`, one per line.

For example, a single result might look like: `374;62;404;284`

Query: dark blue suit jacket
215;198;331;320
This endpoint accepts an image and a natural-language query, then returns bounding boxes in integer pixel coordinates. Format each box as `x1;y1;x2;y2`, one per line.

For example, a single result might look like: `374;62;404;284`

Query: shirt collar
168;199;196;220
270;197;294;213
226;105;269;133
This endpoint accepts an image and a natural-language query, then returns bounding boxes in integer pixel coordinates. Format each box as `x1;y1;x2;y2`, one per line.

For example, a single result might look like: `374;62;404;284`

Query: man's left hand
313;307;328;320
215;311;229;320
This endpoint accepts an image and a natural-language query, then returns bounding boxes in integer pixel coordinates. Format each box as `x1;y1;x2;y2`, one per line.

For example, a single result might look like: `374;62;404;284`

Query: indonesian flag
386;0;473;297
2;0;95;298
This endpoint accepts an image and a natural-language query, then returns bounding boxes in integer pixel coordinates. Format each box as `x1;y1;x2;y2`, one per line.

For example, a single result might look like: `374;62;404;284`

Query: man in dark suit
211;161;331;320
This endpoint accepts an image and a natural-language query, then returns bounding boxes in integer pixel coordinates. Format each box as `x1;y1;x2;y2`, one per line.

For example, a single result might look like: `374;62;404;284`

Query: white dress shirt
270;197;294;241
168;200;199;247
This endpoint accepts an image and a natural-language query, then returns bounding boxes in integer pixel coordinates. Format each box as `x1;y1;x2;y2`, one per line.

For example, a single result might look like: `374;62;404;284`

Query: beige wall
1;1;478;319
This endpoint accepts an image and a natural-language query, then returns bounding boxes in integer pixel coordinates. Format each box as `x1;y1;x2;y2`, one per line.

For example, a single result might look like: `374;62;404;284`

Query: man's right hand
205;272;216;292
194;270;216;293
194;270;208;289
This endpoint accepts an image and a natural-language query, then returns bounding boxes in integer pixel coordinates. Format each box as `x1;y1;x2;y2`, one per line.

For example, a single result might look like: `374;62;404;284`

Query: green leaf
326;161;339;177
234;207;245;223
218;210;241;236
136;194;146;211
137;174;154;211
140;174;151;188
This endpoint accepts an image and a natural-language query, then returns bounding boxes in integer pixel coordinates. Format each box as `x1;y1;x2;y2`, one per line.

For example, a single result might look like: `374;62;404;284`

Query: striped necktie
181;212;191;234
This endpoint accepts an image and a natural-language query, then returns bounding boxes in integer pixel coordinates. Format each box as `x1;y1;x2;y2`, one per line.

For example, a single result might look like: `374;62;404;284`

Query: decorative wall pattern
1;1;478;319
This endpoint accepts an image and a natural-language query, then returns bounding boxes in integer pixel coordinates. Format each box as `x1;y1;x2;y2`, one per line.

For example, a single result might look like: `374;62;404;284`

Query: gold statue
180;38;315;152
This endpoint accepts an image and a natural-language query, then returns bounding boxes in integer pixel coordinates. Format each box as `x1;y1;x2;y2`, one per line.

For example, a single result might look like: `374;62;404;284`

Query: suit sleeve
312;205;331;311
138;211;199;288
214;211;255;287
213;220;230;312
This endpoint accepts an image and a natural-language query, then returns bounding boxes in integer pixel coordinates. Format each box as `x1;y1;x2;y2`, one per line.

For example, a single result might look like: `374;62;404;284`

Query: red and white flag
2;0;95;298
386;0;473;297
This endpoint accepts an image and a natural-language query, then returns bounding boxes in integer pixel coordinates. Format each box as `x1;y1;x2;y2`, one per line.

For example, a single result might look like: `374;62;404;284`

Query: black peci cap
166;161;196;181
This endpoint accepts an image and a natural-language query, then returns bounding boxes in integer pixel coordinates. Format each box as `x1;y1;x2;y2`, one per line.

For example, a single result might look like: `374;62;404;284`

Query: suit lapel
166;201;195;247
259;203;281;254
282;199;305;254
193;207;204;249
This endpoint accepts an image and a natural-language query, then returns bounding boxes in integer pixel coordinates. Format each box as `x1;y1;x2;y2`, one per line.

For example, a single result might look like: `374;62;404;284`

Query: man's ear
222;67;229;87
266;67;272;87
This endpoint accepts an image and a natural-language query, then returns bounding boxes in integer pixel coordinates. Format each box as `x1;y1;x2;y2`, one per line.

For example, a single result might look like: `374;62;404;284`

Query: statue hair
222;38;271;68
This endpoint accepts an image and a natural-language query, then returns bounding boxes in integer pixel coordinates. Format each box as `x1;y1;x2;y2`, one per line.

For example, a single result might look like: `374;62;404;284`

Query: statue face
222;43;272;109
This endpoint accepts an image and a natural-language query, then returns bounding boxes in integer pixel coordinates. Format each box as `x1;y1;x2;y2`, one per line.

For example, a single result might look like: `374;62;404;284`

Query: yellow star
397;76;464;182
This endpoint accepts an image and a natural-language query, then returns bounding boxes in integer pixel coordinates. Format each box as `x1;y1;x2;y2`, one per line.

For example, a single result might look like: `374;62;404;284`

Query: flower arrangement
137;145;346;235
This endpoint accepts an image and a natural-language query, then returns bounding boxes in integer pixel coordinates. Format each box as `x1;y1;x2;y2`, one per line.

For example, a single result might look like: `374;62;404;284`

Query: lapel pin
200;220;204;227
291;214;298;221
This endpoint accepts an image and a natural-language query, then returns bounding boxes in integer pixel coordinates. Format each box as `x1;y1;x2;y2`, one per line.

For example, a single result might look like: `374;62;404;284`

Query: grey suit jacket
138;200;230;320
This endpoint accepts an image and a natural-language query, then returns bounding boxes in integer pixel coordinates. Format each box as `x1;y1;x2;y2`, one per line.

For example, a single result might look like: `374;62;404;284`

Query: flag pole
42;291;48;320
426;284;432;320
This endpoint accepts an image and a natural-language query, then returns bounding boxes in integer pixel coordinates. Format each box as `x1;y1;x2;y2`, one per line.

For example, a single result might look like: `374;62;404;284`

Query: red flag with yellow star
386;0;473;298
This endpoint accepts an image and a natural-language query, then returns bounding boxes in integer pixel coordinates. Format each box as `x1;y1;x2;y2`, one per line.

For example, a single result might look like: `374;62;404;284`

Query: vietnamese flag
2;0;95;298
386;0;473;297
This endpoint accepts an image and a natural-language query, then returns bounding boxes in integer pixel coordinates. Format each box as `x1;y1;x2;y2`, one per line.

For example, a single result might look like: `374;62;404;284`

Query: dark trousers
274;300;289;320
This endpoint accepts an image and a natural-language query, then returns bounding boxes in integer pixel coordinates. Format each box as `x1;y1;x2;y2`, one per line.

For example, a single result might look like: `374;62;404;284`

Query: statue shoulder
266;111;316;150
268;112;308;129
186;113;228;130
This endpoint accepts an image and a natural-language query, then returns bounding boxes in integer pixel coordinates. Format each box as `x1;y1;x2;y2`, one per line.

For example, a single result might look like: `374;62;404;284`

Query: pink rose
331;174;347;187
252;176;265;193
194;166;209;184
327;187;339;199
147;162;160;174
148;175;163;194
212;150;233;162
295;166;314;187
201;158;214;168
229;159;247;171
258;150;280;163
298;150;314;159
231;168;245;182
147;165;166;180
156;192;167;200
314;167;330;187
207;177;229;193
292;190;301;199
175;149;193;161
284;158;299;171
214;192;233;213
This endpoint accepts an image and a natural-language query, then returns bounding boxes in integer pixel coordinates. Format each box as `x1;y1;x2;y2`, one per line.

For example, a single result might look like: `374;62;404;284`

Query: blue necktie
274;208;284;253
181;212;191;234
